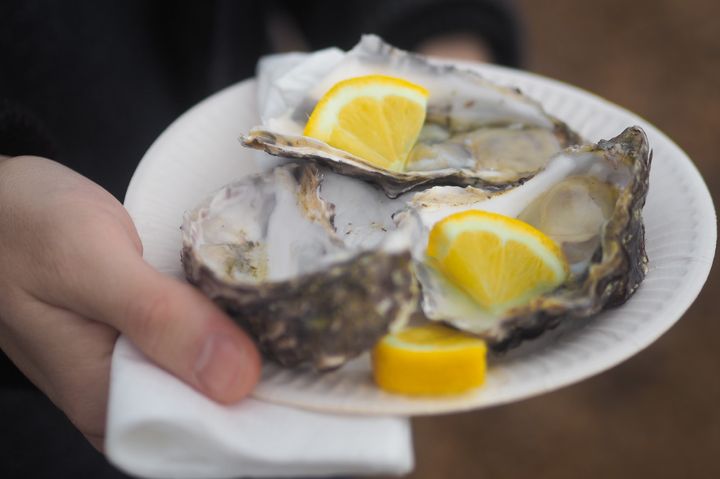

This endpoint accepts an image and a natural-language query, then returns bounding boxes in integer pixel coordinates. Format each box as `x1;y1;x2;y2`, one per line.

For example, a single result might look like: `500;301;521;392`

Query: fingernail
194;333;247;401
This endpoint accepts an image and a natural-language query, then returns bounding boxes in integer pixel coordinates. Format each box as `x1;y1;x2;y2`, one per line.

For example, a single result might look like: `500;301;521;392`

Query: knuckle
126;290;173;350
0;155;45;177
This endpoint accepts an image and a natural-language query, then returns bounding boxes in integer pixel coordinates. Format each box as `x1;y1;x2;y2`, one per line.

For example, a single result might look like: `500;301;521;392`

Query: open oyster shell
405;126;652;349
242;35;581;198
181;164;420;370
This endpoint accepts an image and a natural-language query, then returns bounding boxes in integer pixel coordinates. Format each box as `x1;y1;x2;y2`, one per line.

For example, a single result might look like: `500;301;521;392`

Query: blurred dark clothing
0;0;520;477
0;0;520;199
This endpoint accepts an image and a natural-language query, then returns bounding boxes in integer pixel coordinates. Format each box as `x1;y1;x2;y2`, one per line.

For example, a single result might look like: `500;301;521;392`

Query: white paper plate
125;63;716;416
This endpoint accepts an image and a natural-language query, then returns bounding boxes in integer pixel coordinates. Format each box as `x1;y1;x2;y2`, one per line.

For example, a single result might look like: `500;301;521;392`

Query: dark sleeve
280;0;522;67
0;99;56;158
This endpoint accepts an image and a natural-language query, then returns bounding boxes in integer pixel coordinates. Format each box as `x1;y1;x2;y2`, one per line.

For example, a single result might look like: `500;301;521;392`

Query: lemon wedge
304;75;428;172
427;210;569;314
372;323;487;395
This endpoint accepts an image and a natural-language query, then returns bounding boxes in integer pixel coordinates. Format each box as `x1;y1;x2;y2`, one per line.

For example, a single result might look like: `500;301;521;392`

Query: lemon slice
427;210;569;314
372;324;487;395
304;75;428;172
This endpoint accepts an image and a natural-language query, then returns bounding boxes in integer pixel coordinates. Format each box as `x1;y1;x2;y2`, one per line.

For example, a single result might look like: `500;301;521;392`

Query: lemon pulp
427;210;569;314
304;75;428;172
372;324;487;396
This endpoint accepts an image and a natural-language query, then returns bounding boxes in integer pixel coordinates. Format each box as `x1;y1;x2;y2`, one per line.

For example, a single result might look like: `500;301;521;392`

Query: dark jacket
0;0;520;198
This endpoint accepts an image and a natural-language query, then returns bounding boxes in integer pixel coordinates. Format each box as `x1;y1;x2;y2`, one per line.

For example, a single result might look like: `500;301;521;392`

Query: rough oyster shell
405;126;651;349
242;35;581;198
181;164;420;370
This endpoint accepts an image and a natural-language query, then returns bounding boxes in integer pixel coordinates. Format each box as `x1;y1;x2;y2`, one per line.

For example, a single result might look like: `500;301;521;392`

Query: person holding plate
0;0;520;476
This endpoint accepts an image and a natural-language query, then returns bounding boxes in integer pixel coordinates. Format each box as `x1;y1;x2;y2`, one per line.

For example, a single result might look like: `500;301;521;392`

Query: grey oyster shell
242;35;581;198
493;126;651;350
405;127;651;350
181;163;420;370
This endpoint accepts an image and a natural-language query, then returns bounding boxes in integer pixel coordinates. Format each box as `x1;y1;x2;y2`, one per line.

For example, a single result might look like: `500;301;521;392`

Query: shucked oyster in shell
181;164;420;370
404;126;651;349
242;35;581;198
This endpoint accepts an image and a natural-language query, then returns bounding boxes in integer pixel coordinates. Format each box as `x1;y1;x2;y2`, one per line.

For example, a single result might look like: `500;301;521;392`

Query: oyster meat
242;35;581;197
181;164;420;370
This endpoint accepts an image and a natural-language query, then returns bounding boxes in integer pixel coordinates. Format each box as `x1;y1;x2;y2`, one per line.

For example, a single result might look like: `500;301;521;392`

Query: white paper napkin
106;40;415;478
106;337;413;478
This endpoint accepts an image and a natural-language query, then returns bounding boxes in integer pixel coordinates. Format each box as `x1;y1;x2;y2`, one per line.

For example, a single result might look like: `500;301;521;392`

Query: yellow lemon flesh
372;323;487;396
427;210;569;314
303;75;428;173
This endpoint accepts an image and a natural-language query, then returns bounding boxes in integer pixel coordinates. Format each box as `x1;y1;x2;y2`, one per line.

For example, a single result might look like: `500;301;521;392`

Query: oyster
404;126;651;349
181;164;420;370
242;35;581;198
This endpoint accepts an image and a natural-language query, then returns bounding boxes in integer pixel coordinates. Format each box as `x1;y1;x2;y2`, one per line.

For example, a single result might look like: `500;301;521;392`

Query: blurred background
384;1;720;478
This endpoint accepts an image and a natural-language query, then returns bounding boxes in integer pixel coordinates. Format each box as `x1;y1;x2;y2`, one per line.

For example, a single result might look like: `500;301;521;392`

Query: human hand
0;156;261;449
416;33;492;62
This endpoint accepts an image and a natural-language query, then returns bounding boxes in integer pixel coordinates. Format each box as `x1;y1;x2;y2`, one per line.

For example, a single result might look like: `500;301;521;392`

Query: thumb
114;267;263;404
57;237;262;404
